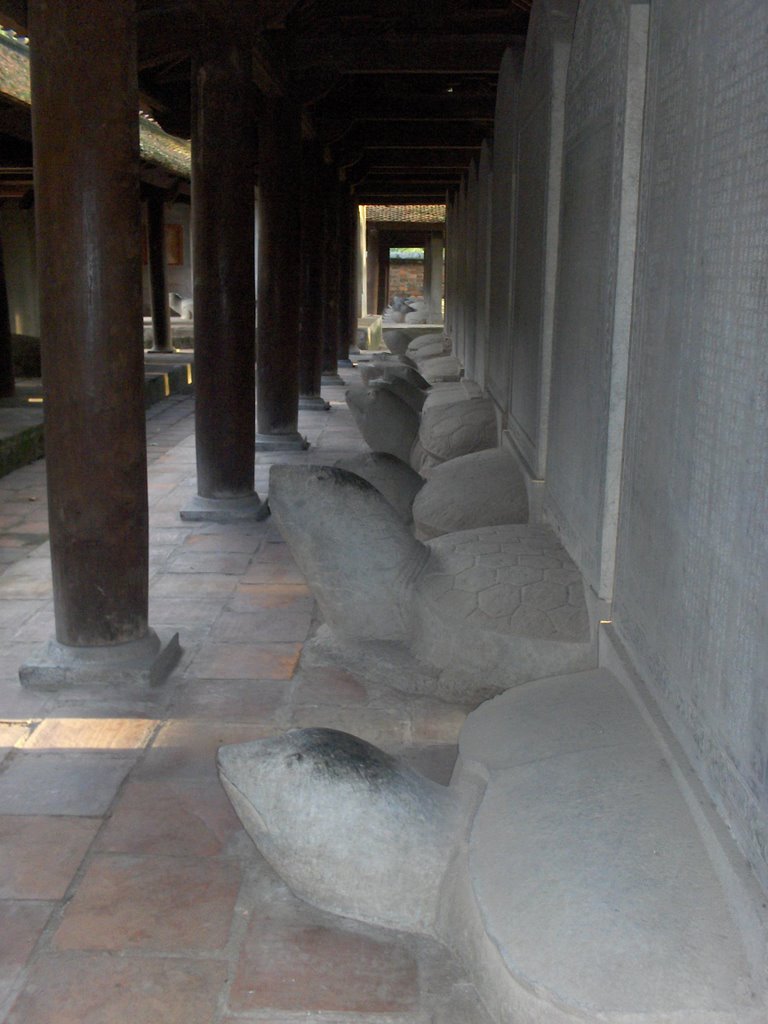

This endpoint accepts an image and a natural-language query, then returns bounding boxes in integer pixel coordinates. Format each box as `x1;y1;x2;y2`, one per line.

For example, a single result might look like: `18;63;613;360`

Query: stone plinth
179;493;269;522
20;629;181;691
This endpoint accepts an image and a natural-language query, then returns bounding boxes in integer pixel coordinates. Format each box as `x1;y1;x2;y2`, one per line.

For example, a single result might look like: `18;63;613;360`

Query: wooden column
298;142;329;410
336;188;357;365
146;190;173;353
366;225;379;317
22;0;179;687
185;35;265;518
427;232;444;323
320;165;342;383
376;236;390;314
256;93;307;449
0;230;14;399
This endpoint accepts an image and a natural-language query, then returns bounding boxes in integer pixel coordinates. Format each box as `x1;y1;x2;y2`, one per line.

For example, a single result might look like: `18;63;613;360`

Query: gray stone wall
613;0;768;891
544;0;647;599
486;47;523;413
506;0;577;479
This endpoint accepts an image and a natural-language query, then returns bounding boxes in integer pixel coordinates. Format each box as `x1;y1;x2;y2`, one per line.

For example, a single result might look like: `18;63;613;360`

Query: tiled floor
0;370;492;1024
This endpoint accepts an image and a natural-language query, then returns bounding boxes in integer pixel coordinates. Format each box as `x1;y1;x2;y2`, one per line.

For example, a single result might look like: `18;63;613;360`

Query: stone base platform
447;667;768;1023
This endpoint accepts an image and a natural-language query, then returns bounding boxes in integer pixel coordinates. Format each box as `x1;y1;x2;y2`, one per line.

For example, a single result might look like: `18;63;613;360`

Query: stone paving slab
0;374;493;1024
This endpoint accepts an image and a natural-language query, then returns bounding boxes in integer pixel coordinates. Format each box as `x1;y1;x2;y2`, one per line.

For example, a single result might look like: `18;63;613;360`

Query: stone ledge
19;629;181;691
447;667;768;1023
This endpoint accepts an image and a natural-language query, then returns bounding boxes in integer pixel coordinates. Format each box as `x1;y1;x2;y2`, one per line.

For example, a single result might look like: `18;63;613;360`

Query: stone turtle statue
359;361;431;391
269;465;595;701
345;382;420;463
334;451;424;523
217;727;460;934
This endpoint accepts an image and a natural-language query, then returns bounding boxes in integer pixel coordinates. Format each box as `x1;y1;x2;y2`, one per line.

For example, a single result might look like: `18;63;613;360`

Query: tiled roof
0;30;191;180
365;204;445;223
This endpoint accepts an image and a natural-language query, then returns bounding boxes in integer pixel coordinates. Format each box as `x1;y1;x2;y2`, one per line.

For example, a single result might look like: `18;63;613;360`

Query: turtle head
269;465;427;642
345;383;421;463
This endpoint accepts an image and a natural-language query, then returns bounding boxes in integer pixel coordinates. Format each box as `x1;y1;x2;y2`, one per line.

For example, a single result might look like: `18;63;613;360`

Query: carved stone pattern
421;525;589;642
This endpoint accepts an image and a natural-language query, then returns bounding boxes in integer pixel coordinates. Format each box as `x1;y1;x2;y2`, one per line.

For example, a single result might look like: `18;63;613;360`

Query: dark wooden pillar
146;190;173;353
184;35;265;519
376;236;390;315
0;230;15;399
255;93;307;449
320;165;342;384
22;0;179;687
298;142;329;410
336;188;357;365
366;225;379;317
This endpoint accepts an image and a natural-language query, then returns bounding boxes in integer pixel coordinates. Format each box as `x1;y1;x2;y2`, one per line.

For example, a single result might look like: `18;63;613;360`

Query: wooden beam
291;33;523;76
0;1;26;33
335;121;488;152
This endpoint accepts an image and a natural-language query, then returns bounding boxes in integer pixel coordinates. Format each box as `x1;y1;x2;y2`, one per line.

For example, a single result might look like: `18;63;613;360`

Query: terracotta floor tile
171;677;288;722
0;723;30;766
97;777;241;857
0;752;135;816
0;675;50;719
23;717;157;752
250;541;295;564
53;853;241;953
240;561;306;585
0;901;54;982
5;954;228;1024
10;602;56;641
136;720;277;782
227;582;312;611
291;665;369;703
166;550;254;575
0;817;99;899
148;596;224;626
230;918;420;1014
0;578;52;599
184;531;263;554
212;607;312;643
0;598;48;630
188;642;301;680
150;572;239;598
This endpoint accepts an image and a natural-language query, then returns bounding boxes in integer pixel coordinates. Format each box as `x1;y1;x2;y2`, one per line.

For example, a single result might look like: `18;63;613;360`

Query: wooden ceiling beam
334;120;488;152
290;33;522;76
0;1;26;33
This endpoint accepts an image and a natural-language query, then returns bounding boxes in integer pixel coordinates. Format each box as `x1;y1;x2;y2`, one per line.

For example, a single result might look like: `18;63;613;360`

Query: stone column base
179;493;269;522
337;358;357;368
321;373;345;386
299;395;331;411
19;628;181;691
255;432;309;452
